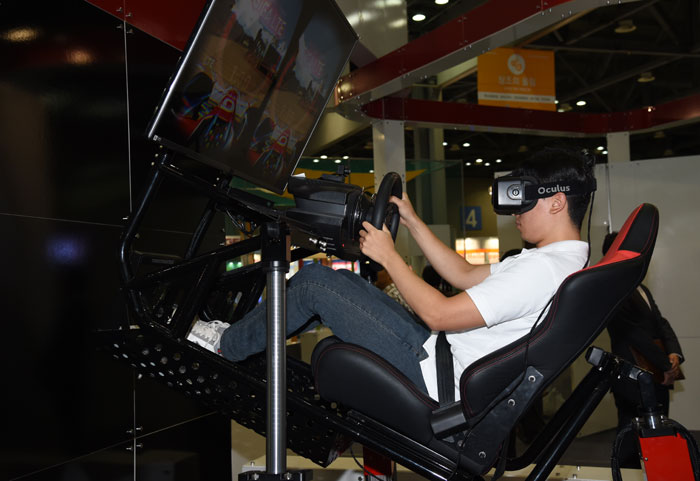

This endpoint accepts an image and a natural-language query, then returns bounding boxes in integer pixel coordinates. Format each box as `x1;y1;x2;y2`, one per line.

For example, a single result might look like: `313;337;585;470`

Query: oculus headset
491;175;597;215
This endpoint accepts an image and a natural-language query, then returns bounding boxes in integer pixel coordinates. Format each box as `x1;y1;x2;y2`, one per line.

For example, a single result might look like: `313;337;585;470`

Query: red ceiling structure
83;0;700;137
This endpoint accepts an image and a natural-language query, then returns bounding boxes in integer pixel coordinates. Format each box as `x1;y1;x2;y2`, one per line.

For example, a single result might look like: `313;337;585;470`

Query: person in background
375;267;414;314
603;231;685;467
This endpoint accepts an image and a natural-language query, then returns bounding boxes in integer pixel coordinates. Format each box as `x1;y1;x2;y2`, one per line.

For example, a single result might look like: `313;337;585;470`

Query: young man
189;148;595;400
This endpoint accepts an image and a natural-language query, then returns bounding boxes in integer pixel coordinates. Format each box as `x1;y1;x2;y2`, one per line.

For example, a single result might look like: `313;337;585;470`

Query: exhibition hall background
2;1;699;481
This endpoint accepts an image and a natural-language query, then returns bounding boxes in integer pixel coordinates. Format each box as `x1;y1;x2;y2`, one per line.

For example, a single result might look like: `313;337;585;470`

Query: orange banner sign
477;48;556;111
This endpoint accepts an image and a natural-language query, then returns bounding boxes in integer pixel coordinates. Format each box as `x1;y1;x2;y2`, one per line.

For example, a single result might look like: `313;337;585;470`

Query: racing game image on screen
148;0;357;194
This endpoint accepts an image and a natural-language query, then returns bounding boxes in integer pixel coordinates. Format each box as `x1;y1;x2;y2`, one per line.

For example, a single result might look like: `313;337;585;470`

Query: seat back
459;203;659;420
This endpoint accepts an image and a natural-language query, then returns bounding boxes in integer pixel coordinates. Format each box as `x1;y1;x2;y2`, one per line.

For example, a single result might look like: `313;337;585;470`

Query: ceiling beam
563;0;662;45
558;54;613;112
335;0;642;107
361;92;700;136
648;4;681;46
558;55;683;103
528;43;700;58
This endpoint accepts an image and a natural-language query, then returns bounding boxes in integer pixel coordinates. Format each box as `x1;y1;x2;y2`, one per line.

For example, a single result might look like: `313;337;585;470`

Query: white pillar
372;119;406;190
428;128;448;225
606;131;631;163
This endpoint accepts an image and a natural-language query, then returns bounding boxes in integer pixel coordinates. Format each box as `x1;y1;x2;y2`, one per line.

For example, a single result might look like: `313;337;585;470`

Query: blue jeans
219;263;431;393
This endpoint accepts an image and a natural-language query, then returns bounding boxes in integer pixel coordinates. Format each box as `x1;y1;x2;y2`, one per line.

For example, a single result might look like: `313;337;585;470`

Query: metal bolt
478;451;486;459
528;375;536;382
252;474;260;480
508;398;516;407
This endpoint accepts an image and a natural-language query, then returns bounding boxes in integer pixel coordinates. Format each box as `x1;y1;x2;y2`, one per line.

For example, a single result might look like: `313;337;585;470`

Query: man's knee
291;262;331;284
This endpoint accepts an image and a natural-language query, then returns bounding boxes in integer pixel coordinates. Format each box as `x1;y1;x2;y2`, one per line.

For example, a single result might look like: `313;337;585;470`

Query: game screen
148;0;357;194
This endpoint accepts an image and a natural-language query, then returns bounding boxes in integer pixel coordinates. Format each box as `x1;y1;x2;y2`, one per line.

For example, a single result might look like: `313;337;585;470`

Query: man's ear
550;192;568;215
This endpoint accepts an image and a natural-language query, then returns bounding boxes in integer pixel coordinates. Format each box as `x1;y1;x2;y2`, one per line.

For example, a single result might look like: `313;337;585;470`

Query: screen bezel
147;0;357;194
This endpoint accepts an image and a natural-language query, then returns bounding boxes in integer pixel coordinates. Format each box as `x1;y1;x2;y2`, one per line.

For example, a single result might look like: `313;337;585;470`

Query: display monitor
148;0;357;194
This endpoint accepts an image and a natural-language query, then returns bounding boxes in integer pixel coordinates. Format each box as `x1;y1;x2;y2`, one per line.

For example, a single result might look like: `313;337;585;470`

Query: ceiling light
462;142;470;147
614;19;636;34
3;27;39;43
576;100;587;107
435;0;449;4
342;155;349;159
485;162;491;166
369;169;374;173
334;159;342;164
602;150;608;155
442;141;448;146
412;13;426;22
465;162;472;166
496;159;502;163
313;158;320;163
637;71;655;83
596;146;604;151
476;158;483;163
554;100;559;104
320;154;328;159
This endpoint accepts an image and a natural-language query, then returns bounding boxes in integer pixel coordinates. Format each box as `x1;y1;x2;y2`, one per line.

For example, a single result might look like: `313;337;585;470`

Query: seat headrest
459;203;658;419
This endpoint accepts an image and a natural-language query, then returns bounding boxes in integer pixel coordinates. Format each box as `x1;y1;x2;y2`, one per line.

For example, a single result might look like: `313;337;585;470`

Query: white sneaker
187;320;230;354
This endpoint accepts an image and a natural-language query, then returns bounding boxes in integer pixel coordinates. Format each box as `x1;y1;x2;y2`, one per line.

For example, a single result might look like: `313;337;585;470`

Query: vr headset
492;175;597;215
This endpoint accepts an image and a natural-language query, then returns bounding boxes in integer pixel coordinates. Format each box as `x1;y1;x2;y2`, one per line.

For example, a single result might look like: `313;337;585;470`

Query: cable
668;419;700;480
348;444;393;481
610;422;635;481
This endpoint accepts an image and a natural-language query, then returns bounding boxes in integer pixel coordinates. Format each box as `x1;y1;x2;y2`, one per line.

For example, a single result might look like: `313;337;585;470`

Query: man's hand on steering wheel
359;221;398;268
389;193;419;228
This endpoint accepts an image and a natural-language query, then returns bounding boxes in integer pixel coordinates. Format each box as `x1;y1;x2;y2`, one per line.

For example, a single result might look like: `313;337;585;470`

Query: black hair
513;147;596;229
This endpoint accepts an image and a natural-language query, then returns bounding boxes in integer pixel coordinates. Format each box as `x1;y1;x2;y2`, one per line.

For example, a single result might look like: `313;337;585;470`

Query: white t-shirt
419;240;589;401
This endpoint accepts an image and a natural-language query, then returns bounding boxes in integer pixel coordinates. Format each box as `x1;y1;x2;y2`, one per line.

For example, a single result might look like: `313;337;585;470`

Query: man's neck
535;227;581;248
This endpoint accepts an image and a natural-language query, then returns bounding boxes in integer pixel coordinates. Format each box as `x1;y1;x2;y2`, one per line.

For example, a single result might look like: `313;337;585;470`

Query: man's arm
640;285;684;362
385;254;486;331
359;221;486;331
391;194;491;290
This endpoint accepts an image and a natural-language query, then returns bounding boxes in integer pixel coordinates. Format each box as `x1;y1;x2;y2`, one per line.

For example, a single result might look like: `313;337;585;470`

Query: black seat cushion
312;336;439;444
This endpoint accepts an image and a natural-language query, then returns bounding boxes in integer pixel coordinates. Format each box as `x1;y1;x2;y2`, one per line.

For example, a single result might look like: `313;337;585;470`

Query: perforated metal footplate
97;327;353;467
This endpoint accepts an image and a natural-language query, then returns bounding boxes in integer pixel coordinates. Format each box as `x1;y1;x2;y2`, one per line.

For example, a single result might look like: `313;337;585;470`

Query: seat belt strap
436;331;455;405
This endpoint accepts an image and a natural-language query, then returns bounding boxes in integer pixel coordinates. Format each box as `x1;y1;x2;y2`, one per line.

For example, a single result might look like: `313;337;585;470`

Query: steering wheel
364;172;403;270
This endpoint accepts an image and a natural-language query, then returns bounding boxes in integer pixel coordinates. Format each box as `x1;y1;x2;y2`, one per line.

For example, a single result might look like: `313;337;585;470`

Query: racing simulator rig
100;0;700;480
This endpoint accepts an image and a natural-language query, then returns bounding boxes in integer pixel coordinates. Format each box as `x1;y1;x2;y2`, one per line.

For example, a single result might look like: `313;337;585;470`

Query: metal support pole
262;222;291;475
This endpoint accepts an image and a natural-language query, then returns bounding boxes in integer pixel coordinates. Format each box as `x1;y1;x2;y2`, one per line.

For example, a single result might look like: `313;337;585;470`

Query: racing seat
312;203;659;480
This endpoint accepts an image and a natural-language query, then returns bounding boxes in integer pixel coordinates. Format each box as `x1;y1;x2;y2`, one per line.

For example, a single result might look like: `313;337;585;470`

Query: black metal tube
507;364;612;470
526;376;613;481
118;157;167;285
170;259;222;339
127;236;262;289
261;222;290;475
266;263;287;474
118;155;169;318
184;197;218;261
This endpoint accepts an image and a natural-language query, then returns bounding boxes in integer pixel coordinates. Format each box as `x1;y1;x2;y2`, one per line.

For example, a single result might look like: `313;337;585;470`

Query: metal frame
117;152;314;479
361;92;700;137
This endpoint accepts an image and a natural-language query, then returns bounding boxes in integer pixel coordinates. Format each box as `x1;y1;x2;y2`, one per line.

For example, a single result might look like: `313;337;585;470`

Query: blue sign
461;206;482;231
